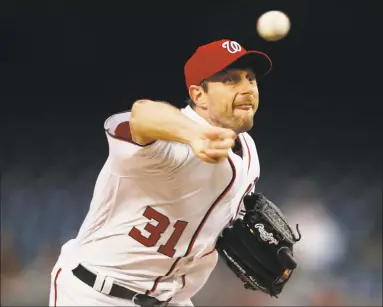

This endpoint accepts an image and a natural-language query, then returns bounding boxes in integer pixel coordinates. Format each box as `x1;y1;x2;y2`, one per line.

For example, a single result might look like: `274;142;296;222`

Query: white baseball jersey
56;106;260;303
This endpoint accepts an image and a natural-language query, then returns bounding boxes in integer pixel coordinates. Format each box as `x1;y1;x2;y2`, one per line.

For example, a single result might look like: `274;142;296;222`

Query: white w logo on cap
222;41;242;54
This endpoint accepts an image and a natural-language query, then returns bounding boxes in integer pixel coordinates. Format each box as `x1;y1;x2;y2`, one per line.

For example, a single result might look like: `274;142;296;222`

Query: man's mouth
234;104;253;110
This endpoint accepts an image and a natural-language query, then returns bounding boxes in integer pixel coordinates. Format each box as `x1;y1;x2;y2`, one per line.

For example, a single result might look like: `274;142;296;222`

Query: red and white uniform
50;106;260;306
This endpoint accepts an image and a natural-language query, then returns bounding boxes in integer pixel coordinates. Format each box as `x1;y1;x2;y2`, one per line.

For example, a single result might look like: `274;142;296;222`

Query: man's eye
224;76;235;83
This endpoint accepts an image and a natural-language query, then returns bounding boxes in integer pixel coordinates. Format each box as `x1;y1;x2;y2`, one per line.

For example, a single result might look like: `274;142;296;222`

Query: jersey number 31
128;206;188;258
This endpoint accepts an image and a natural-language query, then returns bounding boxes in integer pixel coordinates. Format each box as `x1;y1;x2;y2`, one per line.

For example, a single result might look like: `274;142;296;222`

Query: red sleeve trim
106;120;156;147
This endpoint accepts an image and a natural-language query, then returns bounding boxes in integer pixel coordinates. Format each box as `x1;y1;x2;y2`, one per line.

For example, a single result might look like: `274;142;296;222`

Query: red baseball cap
184;39;272;89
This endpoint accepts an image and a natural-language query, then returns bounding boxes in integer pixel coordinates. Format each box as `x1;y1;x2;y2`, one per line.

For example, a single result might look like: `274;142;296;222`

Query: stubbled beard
216;116;253;134
234;119;253;133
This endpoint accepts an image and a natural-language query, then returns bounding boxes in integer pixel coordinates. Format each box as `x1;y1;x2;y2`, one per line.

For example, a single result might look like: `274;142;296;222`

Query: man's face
201;68;259;134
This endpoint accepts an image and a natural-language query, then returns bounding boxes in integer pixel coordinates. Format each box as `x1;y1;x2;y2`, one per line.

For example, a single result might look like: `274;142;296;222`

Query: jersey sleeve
104;111;191;175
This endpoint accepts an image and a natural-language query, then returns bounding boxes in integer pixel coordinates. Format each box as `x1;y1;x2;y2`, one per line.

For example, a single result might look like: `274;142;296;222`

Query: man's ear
188;85;208;109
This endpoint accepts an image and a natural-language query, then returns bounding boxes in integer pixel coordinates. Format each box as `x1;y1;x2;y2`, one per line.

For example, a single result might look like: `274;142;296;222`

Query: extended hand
190;127;236;164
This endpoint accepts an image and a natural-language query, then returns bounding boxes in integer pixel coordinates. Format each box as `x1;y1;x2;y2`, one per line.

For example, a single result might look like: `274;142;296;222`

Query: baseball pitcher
49;39;301;307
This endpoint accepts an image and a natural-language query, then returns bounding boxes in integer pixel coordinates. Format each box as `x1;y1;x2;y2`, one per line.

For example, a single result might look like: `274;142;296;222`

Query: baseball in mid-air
256;10;291;42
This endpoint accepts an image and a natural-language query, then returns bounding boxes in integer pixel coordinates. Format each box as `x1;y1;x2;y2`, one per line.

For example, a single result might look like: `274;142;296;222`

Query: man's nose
239;80;257;95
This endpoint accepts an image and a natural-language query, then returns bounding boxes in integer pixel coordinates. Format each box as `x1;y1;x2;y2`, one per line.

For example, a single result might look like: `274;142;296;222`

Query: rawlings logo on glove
254;224;279;245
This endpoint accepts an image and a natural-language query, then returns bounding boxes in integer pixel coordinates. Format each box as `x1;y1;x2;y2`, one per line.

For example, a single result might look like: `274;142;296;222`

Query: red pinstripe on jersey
53;268;62;307
242;135;251;172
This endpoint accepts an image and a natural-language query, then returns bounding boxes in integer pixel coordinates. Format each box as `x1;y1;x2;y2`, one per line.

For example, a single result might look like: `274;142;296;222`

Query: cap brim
228;51;272;77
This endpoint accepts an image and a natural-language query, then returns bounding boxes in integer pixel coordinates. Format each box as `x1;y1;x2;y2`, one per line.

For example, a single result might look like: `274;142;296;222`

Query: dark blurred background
1;1;381;306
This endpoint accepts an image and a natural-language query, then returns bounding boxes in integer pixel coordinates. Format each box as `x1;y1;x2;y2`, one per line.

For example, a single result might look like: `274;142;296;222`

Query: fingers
220;129;237;140
198;153;223;164
204;127;236;141
209;138;235;149
193;127;237;164
200;133;235;163
203;148;230;160
199;137;233;163
197;145;228;163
